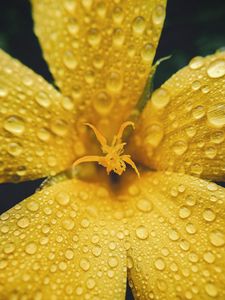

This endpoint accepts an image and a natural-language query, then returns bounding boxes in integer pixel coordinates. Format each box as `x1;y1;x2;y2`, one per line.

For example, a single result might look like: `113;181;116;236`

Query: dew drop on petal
207;103;225;128
135;225;149;240
4;116;25;136
207;59;225;78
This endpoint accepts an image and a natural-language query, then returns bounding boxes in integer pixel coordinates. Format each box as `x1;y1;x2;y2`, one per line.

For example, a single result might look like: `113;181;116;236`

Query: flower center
73;121;140;177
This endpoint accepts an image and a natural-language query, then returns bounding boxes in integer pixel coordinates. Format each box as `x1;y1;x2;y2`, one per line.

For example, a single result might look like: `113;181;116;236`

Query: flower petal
0;50;81;183
0;179;127;299
124;172;225;299
31;0;166;140
130;52;225;181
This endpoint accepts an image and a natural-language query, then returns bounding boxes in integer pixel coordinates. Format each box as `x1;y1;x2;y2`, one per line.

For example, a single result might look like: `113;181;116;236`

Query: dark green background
0;1;225;299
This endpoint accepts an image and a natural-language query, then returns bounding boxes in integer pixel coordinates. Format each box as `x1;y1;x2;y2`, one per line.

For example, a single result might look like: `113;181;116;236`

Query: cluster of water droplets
131;53;225;179
126;172;225;299
0;51;85;182
33;0;166;138
0;172;224;298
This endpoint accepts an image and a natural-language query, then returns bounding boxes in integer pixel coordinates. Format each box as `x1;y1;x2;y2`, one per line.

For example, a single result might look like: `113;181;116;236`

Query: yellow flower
0;0;225;299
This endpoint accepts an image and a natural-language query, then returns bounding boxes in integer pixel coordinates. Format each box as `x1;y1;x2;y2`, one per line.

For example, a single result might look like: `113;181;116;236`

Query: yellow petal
0;50;81;183
124;171;225;299
0;179;127;299
31;0;166;140
130;52;225;181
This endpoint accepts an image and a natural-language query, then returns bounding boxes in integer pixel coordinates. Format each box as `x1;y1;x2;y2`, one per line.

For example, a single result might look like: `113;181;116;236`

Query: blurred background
0;0;224;299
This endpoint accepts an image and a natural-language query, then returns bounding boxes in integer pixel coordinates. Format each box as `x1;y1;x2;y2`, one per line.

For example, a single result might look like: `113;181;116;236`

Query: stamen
73;122;140;177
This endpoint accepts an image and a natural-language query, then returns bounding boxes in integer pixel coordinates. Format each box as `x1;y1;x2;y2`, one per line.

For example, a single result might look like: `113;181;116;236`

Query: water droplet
56;192;70;206
135;225;149;240
205;146;217;159
4;242;15;254
86;278;96;289
67;18;79;36
192;106;205;119
186;223;197;234
172;140;188;155
65;249;74;260
207;103;225;128
96;1;106;18
191;80;201;90
205;283;218;297
106;71;123;93
51;119;68;137
155;258;165;270
7;142;23;156
27;201;39;212
189;56;204;69
35;91;51;108
145;124;164;147
37;128;51;142
168;229;179;241
17;217;30;228
63;51;78;70
61;97;74;111
64;0;77;13
203;208;216;222
0;260;7;269
211;130;224;144
185;126;197;138
112;7;124;24
112;28;125;47
4;116;25;136
108;256;118;268
179;206;191;219
93;55;104;69
152;5;165;25
0;87;8;97
209;230;225;247
136;199;152;212
87;28;101;47
151;88;170;109
62;218;75;231
93;91;113;115
179;239;190;251
207;59;225;78
79;258;90;271
132;16;146;35
203;251;215;264
92;245;102;257
25;242;37;255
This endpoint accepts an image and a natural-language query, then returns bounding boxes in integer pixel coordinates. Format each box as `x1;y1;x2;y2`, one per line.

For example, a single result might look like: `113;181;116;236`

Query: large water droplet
189;56;204;69
7;142;23;156
207;103;225;128
93;91;113;115
154;258;165;270
4;116;25;136
35;91;51;108
141;43;154;62
132;16;146;35
207;59;225;78
17;217;30;228
135;225;149;240
205;283;218;297
152;5;165;25
25;242;37;255
106;71;123;93
209;230;225;247
172;140;188;155
63;51;78;70
87;28;101;47
79;258;90;271
151;88;170;109
56;192;70;206
136;199;152;213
